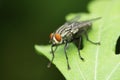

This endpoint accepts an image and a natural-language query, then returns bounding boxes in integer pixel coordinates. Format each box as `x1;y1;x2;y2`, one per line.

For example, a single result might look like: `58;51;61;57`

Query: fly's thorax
49;33;63;45
58;27;79;42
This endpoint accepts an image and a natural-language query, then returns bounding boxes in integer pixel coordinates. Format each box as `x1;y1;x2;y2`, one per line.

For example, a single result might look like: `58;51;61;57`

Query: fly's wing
72;17;101;29
67;15;81;23
69;17;101;35
71;17;101;30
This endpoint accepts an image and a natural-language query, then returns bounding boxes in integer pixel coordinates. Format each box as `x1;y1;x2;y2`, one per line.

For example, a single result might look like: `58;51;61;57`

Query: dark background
1;0;92;80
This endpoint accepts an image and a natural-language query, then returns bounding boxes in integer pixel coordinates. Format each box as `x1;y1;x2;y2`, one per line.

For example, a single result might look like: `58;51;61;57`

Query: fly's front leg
78;37;84;61
50;45;57;54
84;31;100;45
64;42;70;70
47;44;55;68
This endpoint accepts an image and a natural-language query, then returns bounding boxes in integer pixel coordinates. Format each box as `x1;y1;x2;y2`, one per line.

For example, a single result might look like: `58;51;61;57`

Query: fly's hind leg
84;31;100;45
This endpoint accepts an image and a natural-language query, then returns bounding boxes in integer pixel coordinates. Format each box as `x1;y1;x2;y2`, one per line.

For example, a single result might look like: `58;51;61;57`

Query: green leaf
35;0;120;80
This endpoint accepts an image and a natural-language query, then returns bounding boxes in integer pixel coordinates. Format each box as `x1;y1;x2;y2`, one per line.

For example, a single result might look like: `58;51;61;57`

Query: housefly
48;17;101;70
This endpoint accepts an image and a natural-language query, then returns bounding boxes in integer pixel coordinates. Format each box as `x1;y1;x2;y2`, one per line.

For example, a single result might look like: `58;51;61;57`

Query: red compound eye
49;33;54;39
55;33;62;42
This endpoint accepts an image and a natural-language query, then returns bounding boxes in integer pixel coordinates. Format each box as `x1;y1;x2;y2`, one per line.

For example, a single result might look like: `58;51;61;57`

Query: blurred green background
1;0;91;80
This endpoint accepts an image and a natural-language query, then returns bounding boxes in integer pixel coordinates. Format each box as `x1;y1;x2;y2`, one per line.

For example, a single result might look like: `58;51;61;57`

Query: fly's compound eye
49;33;54;40
55;33;62;42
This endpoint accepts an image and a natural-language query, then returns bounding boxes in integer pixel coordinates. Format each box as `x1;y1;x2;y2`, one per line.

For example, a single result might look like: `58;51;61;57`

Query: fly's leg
84;31;100;45
50;46;57;54
47;44;55;68
78;37;84;61
64;42;70;70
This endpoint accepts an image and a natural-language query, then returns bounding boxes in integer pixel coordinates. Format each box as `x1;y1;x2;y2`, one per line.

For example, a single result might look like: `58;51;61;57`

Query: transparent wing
66;15;81;23
71;17;102;29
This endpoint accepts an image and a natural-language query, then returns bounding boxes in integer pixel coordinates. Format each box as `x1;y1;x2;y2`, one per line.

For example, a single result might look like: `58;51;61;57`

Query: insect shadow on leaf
73;36;83;50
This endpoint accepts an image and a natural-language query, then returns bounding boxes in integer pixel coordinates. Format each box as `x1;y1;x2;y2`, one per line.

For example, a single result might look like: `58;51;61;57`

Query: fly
48;17;101;70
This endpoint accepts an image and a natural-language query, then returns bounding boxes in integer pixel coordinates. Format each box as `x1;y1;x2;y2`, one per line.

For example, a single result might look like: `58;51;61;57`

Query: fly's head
49;33;63;45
